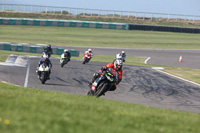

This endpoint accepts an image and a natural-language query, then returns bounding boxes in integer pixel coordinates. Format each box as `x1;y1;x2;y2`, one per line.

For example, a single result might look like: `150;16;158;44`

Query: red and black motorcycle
87;68;119;97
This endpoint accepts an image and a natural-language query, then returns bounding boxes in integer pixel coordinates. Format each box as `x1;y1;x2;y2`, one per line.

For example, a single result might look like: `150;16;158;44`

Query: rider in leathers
89;59;123;92
37;54;52;79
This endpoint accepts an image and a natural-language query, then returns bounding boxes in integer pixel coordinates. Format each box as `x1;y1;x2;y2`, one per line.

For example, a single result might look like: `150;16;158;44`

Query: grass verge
1;25;200;49
0;81;200;133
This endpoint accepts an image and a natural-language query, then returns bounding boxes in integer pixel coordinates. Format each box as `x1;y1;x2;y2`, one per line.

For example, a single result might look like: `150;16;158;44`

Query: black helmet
47;45;51;48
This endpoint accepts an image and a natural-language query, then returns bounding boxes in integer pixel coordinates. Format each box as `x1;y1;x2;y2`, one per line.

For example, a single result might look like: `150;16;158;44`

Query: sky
1;0;200;16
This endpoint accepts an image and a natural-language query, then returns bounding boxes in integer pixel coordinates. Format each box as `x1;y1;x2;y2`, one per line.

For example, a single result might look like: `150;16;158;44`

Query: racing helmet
116;53;122;60
88;48;92;53
47;45;51;48
43;54;48;60
114;60;123;71
64;49;69;53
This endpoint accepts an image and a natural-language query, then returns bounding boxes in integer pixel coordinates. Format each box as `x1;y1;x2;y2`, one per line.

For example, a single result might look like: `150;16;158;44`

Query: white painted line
24;62;30;88
155;69;200;87
144;57;151;64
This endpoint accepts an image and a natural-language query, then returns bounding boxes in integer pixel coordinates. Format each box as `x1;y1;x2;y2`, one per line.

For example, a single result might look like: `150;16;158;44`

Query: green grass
1;25;200;49
0;81;200;133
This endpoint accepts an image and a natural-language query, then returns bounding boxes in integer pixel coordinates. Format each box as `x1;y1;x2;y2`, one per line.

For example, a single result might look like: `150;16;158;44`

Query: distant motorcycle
82;53;92;64
87;68;119;97
60;53;70;67
37;63;50;84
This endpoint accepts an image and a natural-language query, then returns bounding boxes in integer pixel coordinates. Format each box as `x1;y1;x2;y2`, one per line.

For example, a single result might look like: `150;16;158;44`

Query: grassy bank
1;25;200;49
0;82;200;133
1;11;200;28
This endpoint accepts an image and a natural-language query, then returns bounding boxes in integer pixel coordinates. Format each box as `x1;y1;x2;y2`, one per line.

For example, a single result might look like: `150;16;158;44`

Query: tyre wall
128;24;200;33
0;17;128;30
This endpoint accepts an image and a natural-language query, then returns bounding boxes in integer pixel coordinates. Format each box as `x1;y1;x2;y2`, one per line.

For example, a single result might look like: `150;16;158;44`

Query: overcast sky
1;0;200;15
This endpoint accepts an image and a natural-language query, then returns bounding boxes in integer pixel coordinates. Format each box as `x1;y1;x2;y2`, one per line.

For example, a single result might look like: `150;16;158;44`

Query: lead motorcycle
87;68;119;97
37;63;50;84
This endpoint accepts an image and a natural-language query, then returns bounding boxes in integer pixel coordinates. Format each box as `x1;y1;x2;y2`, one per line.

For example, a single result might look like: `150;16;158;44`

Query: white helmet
114;60;123;71
116;53;122;60
88;48;92;53
43;54;48;59
64;49;69;53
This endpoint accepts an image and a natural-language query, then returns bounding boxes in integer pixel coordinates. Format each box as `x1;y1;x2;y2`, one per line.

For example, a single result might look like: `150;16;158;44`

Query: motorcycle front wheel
41;72;46;84
95;82;108;97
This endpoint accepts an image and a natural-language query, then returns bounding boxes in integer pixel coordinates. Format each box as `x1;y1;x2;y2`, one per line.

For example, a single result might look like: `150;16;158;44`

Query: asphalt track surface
64;47;200;69
1;57;200;113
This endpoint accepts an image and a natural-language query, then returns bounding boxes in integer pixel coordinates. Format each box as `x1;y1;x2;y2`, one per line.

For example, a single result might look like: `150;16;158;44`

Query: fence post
128;11;130;18
168;14;170;21
193;16;195;23
61;8;63;15
91;9;93;16
45;7;48;14
76;8;78;16
24;5;26;12
38;6;40;13
83;9;86;16
98;10;100;17
135;12;137;20
151;13;153;21
143;13;145;21
113;11;115;18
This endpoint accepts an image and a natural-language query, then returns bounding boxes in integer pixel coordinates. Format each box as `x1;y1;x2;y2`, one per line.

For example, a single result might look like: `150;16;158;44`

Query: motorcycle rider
115;51;126;62
61;49;71;62
37;54;52;79
89;59;123;92
121;51;126;62
43;45;53;58
85;48;93;57
83;48;93;63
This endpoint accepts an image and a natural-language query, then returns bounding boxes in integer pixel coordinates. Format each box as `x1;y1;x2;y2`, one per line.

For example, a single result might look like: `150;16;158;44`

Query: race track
1;57;200;113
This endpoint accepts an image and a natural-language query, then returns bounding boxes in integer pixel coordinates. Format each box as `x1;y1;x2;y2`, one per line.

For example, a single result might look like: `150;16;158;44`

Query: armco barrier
0;18;128;30
128;24;200;33
0;43;79;57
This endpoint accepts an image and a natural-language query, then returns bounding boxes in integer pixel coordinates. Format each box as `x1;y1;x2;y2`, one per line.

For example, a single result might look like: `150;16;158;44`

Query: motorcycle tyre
82;58;87;64
41;72;46;84
87;90;94;96
95;82;108;97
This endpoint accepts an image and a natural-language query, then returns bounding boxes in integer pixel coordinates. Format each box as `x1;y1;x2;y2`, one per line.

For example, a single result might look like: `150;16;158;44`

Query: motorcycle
60;54;69;67
37;63;50;84
87;68;119;97
82;53;92;64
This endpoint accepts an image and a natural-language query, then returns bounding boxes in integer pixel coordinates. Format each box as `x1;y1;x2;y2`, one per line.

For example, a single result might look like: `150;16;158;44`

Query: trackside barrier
0;43;80;57
0;18;128;30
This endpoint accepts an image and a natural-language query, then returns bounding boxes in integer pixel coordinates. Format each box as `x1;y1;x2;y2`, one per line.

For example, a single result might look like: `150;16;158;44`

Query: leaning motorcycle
82;54;92;64
37;63;50;84
60;54;69;67
87;68;119;97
